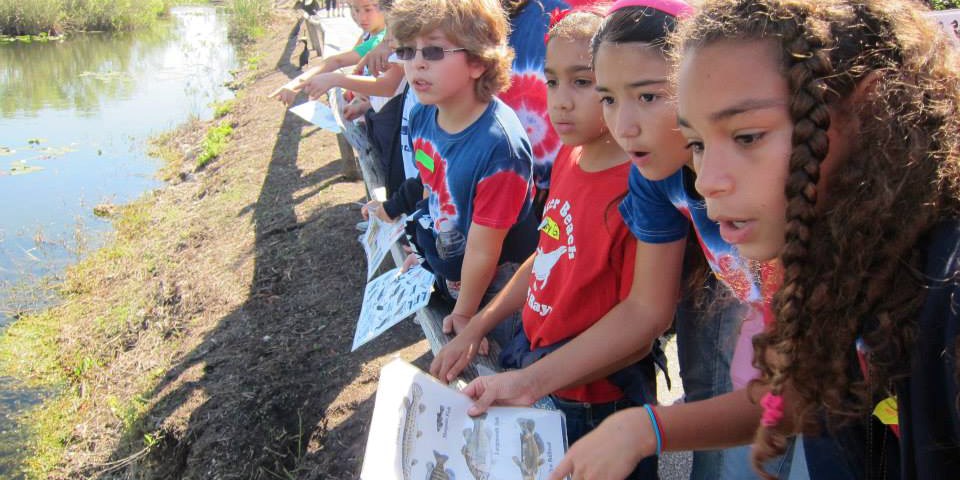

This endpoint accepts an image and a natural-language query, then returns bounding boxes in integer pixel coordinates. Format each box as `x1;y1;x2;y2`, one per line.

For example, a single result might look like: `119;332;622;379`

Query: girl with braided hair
678;0;960;477
552;0;960;479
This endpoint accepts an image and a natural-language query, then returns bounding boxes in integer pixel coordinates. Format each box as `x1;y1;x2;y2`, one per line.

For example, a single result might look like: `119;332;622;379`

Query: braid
751;9;834;474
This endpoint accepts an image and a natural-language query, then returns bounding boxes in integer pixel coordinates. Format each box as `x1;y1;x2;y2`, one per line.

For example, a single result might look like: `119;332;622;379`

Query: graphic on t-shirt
539;217;560;241
540;199;576;261
527;199;578;315
531;245;567;291
413;138;459;230
674;190;779;323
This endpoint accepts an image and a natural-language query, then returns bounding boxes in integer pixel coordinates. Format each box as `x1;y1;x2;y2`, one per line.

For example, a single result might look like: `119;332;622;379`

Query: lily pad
0;146;14;156
34;145;78;159
79;71;124;82
27;138;45;145
9;160;44;176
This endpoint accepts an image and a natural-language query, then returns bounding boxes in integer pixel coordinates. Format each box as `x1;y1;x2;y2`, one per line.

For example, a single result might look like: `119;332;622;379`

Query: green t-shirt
354;29;386;57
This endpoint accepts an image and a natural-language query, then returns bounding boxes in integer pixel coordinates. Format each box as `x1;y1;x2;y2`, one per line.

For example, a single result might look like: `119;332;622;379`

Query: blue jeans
675;278;769;479
552;396;659;480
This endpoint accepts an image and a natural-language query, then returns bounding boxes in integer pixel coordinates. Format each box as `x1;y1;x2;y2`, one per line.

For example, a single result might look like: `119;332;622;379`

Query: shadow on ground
94;18;430;480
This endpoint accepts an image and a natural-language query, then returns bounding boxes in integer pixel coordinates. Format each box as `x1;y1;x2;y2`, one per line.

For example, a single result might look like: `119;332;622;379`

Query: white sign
360;212;406;280
353;265;434;351
361;359;568;480
930;9;960;46
289;100;342;133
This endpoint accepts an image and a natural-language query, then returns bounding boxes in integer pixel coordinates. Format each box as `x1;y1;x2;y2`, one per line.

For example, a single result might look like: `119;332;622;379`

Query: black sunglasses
395;46;467;61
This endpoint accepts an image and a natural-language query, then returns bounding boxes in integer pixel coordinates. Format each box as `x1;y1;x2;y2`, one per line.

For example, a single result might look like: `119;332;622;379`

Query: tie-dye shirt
500;0;571;190
620;166;781;386
408;98;539;281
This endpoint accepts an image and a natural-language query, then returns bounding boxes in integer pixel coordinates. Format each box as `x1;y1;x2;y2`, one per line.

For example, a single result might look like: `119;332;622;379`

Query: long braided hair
672;0;960;476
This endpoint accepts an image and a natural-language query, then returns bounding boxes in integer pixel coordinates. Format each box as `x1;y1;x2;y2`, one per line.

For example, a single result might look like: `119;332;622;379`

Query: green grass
0;0;178;36
1;0;273;41
196;121;234;168
211;99;236;119
227;0;272;42
0;196;167;478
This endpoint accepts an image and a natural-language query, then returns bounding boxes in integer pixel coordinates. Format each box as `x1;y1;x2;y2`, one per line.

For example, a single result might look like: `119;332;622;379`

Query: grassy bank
0;0;272;41
0;10;255;479
0;0;170;36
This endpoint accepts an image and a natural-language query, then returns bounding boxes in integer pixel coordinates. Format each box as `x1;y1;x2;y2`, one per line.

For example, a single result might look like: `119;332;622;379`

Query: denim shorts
552;395;659;480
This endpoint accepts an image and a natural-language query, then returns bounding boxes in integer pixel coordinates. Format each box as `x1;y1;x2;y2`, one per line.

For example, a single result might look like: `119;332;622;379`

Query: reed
0;0;171;36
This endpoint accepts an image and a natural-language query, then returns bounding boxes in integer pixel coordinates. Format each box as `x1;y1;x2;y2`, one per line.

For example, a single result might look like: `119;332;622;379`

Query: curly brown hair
672;0;960;476
388;0;514;102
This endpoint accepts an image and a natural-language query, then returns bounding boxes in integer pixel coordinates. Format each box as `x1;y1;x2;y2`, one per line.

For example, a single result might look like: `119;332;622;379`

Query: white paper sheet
353;265;434;351
289;100;342;133
359;212;406;280
361;359;568;480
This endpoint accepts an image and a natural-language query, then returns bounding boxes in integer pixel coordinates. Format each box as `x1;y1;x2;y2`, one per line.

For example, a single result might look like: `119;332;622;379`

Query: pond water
0;5;238;474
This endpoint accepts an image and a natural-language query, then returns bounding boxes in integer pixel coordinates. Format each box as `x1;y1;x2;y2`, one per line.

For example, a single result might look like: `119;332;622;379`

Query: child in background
388;0;539;338
300;21;419;194
429;8;659;478
269;0;388;106
553;0;960;479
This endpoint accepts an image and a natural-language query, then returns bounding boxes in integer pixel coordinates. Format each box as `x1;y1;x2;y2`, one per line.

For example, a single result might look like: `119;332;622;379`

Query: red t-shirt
522;146;636;403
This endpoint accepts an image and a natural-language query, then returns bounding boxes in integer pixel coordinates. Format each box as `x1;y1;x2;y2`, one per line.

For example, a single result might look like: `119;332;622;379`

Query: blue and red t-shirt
620;166;782;387
408;98;539;281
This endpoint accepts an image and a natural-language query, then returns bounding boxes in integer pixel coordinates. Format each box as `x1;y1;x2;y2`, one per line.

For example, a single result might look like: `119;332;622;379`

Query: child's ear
853;70;882;102
468;59;487;80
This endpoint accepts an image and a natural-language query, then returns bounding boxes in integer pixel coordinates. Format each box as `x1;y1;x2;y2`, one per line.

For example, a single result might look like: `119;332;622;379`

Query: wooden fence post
336;132;360;180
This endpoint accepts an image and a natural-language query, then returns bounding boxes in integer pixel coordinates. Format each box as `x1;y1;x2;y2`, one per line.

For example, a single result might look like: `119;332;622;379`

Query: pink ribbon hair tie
608;0;695;18
760;392;786;427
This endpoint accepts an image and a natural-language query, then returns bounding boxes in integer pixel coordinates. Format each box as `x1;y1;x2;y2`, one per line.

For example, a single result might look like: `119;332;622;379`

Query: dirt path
127;12;434;480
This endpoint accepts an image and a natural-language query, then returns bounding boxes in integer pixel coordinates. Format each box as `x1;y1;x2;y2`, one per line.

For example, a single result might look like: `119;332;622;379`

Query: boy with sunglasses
380;0;539;337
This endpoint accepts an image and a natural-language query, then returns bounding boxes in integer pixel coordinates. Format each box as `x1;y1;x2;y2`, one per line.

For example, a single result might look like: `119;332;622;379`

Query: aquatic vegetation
6;160;44;176
211;99;236;119
0;0;174;36
196;121;234;168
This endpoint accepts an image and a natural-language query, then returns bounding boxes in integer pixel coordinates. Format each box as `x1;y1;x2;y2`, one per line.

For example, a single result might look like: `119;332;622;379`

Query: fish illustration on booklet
426;451;455;480
399;383;426;480
514;418;545;480
461;413;492;480
360;359;567;480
